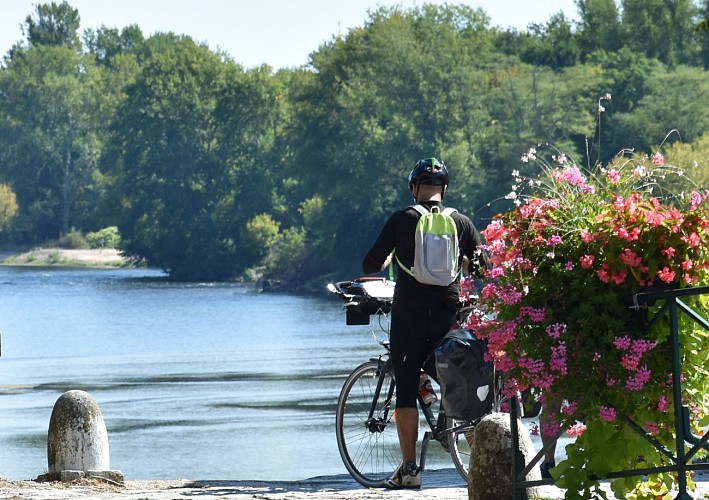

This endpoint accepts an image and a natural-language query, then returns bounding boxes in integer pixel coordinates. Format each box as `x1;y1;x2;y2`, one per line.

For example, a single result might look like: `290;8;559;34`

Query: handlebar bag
435;328;494;421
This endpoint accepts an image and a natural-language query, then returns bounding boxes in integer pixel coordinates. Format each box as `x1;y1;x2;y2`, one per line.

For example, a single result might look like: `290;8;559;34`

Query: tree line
1;0;708;288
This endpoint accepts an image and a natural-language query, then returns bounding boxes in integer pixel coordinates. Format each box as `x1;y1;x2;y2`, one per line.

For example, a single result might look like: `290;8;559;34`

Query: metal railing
511;284;709;500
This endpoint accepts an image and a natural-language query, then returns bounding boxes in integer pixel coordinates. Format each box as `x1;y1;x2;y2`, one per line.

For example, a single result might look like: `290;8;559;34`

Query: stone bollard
468;412;541;500
46;390;123;483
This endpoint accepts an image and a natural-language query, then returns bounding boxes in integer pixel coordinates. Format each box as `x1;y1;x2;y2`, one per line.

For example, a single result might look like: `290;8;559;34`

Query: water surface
0;267;470;480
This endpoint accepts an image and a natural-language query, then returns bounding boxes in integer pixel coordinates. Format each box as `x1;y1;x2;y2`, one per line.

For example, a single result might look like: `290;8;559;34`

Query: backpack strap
409;204;429;216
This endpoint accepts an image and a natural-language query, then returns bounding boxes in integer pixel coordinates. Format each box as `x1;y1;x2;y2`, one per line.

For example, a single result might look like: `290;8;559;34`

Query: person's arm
363;252;392;274
462;221;491;278
362;215;397;275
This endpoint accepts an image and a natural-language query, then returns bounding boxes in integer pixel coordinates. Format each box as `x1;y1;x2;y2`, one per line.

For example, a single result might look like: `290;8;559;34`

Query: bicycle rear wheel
448;371;504;481
335;359;400;488
447;417;475;480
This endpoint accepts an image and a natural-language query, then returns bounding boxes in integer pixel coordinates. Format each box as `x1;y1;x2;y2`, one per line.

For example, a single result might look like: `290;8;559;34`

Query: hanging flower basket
467;145;709;498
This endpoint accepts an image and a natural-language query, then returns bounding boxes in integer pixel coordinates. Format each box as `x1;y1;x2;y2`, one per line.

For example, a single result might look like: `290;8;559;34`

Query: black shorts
390;304;456;409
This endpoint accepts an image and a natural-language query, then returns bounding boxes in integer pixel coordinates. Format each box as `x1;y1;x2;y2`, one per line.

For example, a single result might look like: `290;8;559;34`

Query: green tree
614;65;709;151
241;213;280;265
280;5;500;284
583;48;662;160
620;0;699;66
22;1;81;50
518;13;581;70
105;35;288;280
0;44;102;240
664;131;709;187
0;184;19;231
84;24;145;68
575;0;622;57
695;0;709;68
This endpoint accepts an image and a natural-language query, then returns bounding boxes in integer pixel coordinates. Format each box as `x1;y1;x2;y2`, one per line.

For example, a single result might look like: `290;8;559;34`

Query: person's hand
381;252;393;271
462;256;470;275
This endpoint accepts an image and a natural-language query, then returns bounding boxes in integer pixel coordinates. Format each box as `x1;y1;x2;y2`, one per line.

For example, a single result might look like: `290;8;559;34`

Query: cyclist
362;157;489;489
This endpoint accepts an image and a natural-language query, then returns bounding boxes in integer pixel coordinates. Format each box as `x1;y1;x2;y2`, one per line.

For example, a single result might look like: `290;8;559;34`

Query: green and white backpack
396;204;460;286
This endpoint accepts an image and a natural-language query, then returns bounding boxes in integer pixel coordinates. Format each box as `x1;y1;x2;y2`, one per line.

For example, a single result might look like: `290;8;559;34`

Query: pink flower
621;353;640;371
599;406;617;422
631;339;658;356
626;365;651;391
611;271;627;285
550;342;567;374
645;211;665;226
607;169;621;184
613;336;631;350
553;165;587;188
619;248;642;267
657;267;676;284
547;235;563;247
682;232;701;247
541;415;559;437
657;395;670;413
520;306;546;322
580;255;595;269
580;230;593;244
652;152;665;166
690;191;703;210
684;273;699;284
661;247;676;258
545;323;566;339
644;421;659;435
489;266;505;279
561;401;578;415
597;268;610;283
567;422;587;438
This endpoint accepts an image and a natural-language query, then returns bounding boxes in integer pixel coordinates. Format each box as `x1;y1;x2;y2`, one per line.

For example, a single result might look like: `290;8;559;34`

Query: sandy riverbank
0;248;129;267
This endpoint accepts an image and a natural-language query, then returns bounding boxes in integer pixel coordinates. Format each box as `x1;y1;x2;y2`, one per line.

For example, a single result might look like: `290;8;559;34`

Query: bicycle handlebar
327;277;483;328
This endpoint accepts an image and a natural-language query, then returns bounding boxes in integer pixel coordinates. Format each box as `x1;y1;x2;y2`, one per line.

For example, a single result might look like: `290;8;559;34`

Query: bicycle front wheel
335;359;400;488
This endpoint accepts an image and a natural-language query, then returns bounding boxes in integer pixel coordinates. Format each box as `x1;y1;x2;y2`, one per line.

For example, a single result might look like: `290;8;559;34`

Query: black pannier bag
435;328;494;420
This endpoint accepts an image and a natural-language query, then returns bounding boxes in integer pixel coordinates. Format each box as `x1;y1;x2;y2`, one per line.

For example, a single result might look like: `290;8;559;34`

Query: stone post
46;390;123;483
468;412;541;500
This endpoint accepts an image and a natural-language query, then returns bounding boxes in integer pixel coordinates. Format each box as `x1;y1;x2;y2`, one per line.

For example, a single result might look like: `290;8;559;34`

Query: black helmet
408;158;449;190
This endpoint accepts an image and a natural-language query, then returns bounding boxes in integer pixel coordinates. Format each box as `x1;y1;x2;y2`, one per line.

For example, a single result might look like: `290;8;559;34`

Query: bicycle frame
330;277;478;485
362;353;464;474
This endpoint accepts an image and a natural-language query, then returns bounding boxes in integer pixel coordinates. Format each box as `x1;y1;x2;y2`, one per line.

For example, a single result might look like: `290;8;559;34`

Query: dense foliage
470;144;709;497
1;1;709;284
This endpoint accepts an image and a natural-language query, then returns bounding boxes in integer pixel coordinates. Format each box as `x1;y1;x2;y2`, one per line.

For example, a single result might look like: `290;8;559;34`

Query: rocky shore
1;468;707;500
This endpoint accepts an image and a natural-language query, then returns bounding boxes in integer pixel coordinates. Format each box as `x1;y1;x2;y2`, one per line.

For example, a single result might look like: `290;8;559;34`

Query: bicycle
327;277;499;488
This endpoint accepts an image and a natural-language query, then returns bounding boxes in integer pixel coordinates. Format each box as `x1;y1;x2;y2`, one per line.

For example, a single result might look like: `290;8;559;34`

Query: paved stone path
1;468;708;500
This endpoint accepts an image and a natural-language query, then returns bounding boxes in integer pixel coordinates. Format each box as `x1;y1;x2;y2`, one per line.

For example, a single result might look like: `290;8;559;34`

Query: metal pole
669;299;691;500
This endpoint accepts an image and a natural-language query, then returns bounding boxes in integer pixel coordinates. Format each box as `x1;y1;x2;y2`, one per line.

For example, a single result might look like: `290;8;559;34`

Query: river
0;266;477;481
